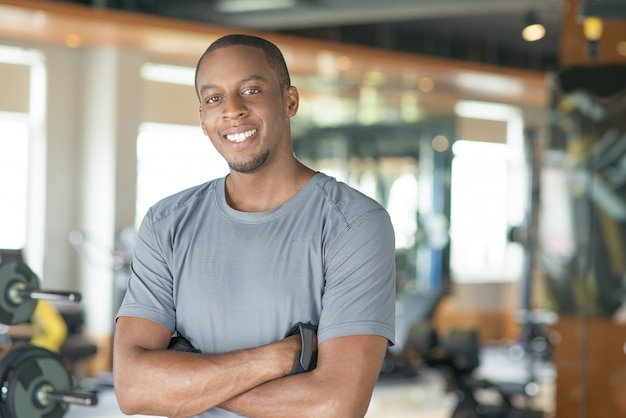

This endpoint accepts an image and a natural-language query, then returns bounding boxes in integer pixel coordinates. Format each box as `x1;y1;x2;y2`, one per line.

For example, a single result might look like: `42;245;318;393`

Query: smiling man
113;34;396;418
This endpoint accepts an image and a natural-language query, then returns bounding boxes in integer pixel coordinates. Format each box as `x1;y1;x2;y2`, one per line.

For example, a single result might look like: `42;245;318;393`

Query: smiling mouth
226;129;257;143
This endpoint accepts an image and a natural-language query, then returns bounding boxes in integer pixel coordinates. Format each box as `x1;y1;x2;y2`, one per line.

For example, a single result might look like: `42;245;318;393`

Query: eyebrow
199;74;269;95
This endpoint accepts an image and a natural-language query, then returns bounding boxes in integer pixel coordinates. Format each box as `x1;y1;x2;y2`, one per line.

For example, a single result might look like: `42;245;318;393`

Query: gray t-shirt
117;172;396;417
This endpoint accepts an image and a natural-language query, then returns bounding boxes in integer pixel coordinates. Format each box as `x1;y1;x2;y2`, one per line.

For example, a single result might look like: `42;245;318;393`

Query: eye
204;95;221;105
242;87;260;95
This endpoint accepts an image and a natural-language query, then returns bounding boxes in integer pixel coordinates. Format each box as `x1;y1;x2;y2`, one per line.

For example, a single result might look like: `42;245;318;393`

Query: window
0;46;45;263
388;172;419;249
449;101;527;283
0;114;29;249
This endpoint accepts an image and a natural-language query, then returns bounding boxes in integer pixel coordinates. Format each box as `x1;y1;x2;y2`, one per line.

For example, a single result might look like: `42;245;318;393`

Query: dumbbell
0;344;98;418
0;261;81;326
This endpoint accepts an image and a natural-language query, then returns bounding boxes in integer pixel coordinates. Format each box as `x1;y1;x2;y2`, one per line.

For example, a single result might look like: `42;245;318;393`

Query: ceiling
61;0;565;72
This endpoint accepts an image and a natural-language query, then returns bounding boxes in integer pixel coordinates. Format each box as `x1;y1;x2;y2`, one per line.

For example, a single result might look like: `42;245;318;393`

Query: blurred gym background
0;0;625;417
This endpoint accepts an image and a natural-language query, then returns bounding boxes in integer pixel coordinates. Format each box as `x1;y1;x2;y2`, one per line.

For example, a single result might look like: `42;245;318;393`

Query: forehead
197;45;276;83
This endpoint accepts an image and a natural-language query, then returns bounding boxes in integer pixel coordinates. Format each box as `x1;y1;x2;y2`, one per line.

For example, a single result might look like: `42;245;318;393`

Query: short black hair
194;34;291;101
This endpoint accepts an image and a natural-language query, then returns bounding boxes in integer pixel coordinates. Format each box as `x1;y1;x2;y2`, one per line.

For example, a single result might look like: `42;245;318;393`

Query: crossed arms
113;316;388;418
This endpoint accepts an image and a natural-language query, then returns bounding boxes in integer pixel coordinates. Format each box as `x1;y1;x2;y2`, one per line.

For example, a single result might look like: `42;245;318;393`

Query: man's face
197;45;298;174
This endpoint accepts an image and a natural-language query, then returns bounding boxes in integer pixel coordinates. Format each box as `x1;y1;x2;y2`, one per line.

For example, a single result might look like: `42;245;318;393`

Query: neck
225;161;316;212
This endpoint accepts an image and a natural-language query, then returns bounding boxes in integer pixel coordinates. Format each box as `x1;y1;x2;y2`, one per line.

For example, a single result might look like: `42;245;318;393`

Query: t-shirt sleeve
116;209;176;332
318;207;396;346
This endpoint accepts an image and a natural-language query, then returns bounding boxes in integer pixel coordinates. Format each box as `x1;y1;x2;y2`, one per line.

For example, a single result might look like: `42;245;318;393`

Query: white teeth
226;129;256;143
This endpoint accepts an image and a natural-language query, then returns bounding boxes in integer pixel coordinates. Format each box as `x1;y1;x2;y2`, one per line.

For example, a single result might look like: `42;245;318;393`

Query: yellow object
583;16;603;41
30;301;68;353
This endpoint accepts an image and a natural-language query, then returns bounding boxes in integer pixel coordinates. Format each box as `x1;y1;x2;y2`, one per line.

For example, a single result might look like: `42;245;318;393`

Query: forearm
221;336;386;418
114;341;295;417
221;370;353;418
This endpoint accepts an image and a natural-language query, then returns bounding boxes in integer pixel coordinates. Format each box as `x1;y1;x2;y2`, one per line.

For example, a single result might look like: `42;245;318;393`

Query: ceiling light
583;16;603;41
64;34;82;48
522;12;545;42
217;0;296;13
418;77;434;93
583;16;603;59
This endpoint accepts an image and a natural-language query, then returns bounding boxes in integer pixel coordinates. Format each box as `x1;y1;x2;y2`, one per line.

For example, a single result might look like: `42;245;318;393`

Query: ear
284;86;299;118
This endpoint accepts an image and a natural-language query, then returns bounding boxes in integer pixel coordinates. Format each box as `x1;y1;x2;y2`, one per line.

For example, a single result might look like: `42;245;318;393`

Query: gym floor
64;345;554;418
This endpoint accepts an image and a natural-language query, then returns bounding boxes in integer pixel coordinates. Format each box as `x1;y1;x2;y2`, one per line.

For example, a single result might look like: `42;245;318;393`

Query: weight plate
0;261;39;325
5;346;70;418
0;344;41;397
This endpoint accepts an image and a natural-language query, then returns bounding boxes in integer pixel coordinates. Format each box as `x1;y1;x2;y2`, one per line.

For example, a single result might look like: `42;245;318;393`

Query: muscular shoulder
314;173;389;226
145;178;222;225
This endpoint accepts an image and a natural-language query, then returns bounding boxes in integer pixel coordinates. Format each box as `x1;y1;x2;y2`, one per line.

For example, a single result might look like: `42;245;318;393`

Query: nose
222;94;247;120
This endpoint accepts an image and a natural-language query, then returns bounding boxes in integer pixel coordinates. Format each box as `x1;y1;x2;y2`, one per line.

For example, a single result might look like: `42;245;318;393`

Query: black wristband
168;335;200;353
286;322;318;375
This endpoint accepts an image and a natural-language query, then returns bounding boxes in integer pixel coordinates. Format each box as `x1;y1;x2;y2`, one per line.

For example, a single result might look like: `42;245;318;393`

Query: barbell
0;343;98;418
0;260;98;417
0;261;81;326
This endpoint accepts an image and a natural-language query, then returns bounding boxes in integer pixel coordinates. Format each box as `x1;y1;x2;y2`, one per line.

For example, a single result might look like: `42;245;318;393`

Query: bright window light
0;46;46;274
217;0;296;12
455;100;521;122
388;172;419;249
0;114;29;249
449;141;524;283
0;45;42;66
140;63;195;86
449;100;527;283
